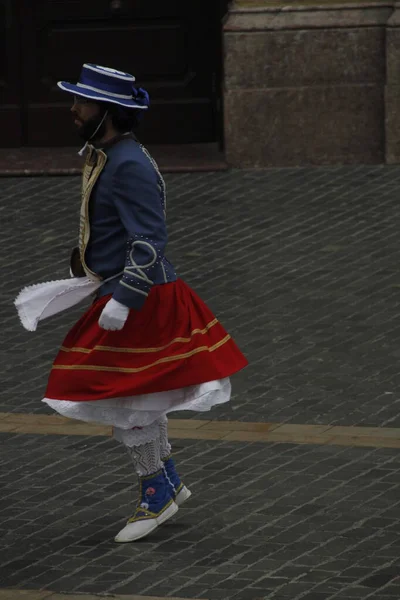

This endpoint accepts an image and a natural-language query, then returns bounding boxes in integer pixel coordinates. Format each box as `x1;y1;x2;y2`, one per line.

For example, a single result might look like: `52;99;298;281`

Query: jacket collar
95;131;138;151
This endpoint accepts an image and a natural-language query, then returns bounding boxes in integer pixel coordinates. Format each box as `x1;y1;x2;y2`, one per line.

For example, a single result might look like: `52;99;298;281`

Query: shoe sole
175;486;192;507
157;500;179;525
114;501;179;543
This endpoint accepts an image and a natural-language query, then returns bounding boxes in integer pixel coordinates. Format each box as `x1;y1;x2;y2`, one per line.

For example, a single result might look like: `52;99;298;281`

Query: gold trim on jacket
78;147;107;281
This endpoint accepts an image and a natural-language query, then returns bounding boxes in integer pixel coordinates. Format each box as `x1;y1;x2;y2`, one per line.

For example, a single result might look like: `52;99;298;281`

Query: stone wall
223;1;400;167
386;3;400;163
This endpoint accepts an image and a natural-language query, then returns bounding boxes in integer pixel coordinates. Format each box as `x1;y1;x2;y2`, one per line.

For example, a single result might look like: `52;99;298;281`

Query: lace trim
126;436;163;475
43;378;232;431
113;421;161;447
158;415;171;460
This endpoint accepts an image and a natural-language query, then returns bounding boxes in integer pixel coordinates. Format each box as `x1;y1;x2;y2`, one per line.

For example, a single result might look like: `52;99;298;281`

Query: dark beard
77;111;107;142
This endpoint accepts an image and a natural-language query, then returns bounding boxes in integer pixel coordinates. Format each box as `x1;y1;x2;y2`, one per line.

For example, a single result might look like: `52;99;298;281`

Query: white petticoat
43;377;231;442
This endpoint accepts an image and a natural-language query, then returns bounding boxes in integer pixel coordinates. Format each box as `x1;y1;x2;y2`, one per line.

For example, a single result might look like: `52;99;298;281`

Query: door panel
45;0;182;20
1;0;229;147
0;0;22;146
20;0;221;146
45;23;188;83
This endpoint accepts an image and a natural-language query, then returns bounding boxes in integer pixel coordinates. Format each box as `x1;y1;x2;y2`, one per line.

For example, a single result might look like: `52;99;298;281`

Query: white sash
14;271;123;332
14;277;101;332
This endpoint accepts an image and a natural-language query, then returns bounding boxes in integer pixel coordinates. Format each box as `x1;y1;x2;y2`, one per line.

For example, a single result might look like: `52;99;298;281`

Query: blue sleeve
111;159;167;310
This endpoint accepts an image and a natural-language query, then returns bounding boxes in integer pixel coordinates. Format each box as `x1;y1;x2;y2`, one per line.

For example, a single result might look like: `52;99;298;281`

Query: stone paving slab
3;166;400;427
0;592;52;599
1;432;400;599
0;144;226;176
2;413;400;448
0;592;197;600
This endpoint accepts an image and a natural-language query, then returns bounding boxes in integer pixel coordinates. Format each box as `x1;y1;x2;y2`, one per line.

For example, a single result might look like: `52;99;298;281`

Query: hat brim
57;82;148;110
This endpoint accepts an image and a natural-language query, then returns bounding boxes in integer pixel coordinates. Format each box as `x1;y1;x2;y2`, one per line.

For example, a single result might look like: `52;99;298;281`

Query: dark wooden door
13;0;225;147
0;0;23;146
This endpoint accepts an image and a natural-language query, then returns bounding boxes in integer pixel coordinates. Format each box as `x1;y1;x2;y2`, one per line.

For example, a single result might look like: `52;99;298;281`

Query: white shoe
175;485;192;507
115;500;179;543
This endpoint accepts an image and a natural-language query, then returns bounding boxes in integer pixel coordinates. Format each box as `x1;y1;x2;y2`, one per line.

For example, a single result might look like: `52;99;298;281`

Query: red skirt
45;279;248;402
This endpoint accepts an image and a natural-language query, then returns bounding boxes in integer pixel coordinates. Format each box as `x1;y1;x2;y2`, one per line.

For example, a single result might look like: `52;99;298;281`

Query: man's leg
158;415;192;506
113;422;178;543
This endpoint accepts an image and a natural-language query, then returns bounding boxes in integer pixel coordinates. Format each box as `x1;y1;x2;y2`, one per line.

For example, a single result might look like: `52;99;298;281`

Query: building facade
3;1;400;167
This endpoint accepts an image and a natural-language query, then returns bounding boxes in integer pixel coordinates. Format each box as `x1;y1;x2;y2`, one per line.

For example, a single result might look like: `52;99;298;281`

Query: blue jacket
77;135;177;310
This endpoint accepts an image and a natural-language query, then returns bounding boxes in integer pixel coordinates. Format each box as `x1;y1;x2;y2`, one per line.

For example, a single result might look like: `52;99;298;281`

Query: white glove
98;298;130;331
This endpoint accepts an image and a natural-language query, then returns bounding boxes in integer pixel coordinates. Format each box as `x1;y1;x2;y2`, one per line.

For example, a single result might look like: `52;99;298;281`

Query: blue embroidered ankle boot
163;456;192;507
114;469;178;543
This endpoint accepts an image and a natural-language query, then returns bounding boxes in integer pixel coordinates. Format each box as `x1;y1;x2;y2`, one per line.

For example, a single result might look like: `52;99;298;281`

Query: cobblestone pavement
1;433;400;599
2;166;400;599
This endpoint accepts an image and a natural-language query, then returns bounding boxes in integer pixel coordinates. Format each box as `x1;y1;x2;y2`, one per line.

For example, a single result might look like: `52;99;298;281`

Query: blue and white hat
57;63;149;110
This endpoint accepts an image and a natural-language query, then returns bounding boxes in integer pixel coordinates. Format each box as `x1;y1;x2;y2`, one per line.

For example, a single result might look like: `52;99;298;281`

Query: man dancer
41;64;248;542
